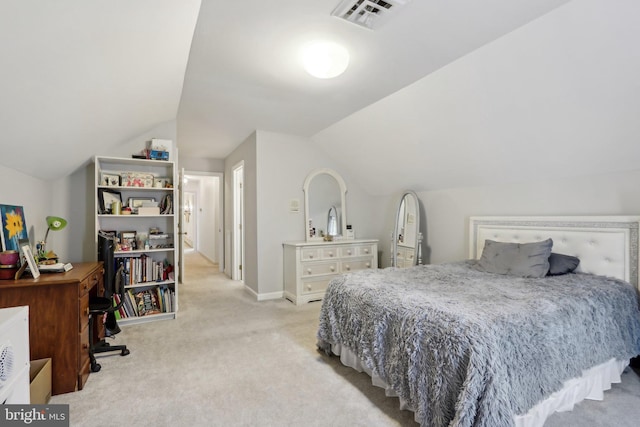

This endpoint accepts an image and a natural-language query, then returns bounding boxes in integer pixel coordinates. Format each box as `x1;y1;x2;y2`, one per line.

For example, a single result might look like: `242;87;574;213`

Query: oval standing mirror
303;169;347;241
392;191;422;267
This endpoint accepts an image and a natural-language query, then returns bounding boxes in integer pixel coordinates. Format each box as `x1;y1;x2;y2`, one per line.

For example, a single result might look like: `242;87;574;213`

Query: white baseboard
243;285;284;301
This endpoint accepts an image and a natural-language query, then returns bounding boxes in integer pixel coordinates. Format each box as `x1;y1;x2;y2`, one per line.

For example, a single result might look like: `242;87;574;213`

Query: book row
114;286;175;318
115;255;174;285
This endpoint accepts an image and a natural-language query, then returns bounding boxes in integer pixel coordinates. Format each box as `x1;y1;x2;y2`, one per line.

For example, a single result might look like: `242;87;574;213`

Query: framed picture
98;189;122;214
0;204;29;252
100;172;121;187
119;231;137;251
20;241;40;279
154;177;172;188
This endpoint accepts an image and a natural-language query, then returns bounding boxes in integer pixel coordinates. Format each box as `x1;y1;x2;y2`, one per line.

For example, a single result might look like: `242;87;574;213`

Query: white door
178;168;185;284
232;162;244;281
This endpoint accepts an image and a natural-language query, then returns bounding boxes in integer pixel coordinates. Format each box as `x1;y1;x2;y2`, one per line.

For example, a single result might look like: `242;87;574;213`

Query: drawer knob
366;263;371;268
308;254;314;259
364;249;369;254
345;265;350;271
347;250;352;255
307;284;312;291
330;266;335;272
329;252;333;257
307;268;312;274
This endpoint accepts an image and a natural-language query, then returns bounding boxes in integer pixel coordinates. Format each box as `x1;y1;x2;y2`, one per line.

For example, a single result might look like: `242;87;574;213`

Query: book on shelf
116;255;172;286
133;288;162;316
120;286;175;318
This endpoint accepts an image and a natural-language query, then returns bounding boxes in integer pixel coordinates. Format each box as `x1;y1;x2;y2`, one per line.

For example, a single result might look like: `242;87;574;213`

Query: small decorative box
120;172;154;188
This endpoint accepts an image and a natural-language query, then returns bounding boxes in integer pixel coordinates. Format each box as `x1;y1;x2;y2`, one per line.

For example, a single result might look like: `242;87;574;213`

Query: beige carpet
51;252;640;426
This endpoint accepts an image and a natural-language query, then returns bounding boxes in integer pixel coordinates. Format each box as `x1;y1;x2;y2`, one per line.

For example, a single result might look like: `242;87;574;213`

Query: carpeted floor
50;252;640;426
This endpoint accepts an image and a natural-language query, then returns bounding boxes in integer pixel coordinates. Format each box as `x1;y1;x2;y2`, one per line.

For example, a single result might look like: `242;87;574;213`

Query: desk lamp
37;216;67;262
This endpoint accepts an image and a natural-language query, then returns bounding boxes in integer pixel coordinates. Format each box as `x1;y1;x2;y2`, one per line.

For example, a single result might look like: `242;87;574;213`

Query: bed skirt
327;343;627;427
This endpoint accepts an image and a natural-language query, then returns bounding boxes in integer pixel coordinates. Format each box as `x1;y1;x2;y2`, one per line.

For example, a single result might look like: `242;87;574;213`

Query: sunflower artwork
0;204;29;252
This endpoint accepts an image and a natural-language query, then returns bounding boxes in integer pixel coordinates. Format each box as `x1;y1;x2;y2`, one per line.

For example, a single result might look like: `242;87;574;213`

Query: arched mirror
392;191;422;267
303;169;347;241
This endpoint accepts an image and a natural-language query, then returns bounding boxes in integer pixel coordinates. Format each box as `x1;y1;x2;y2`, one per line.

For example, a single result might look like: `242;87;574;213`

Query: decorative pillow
476;239;553;278
547;252;580;276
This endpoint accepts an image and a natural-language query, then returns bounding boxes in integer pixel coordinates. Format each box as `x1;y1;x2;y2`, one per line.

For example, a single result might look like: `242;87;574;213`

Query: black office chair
88;264;130;372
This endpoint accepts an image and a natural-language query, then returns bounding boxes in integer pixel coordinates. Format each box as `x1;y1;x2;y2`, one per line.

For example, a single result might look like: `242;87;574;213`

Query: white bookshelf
94;156;178;325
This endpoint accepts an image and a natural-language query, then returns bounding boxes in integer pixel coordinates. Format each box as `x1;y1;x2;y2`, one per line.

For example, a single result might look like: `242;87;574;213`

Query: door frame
232;162;244;282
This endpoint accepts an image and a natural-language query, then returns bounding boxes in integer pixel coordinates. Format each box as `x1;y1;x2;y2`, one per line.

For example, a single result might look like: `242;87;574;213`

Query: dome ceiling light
300;41;350;79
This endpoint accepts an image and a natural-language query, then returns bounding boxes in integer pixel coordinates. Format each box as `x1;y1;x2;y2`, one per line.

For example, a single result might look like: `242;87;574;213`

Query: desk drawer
79;294;89;330
78;324;90;390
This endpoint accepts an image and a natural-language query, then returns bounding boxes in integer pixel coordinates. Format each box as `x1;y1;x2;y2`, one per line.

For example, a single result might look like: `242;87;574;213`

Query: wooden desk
0;262;104;395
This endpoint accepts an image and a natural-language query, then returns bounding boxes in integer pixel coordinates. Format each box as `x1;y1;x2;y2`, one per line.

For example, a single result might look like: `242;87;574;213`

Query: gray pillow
547;252;580;276
476;239;553;278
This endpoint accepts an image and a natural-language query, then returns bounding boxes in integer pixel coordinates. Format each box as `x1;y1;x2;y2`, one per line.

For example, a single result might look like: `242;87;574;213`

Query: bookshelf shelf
94;155;178;324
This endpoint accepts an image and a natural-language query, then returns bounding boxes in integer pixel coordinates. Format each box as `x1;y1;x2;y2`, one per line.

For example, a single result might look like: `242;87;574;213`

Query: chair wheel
91;362;101;372
121;349;130;356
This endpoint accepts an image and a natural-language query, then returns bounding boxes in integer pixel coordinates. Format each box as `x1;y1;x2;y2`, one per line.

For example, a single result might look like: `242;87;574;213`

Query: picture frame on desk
19;241;39;279
98;188;122;214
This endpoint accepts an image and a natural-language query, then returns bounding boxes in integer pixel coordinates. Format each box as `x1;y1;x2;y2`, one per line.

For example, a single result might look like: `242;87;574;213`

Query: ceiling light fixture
301;41;350;79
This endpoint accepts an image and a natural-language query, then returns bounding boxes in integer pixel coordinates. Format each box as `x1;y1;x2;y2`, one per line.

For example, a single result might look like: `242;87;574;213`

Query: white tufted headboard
469;216;640;289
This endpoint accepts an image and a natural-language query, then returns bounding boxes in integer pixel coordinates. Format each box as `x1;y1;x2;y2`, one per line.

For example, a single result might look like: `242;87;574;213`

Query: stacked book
113;286;175;319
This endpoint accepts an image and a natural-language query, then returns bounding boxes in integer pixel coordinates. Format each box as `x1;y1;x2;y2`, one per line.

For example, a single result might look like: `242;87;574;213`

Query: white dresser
283;239;378;305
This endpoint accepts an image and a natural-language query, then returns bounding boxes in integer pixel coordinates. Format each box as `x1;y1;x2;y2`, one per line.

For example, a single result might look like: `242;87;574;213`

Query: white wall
224;132;257;289
0;165;53;257
195;175;220;264
419;169;640;265
256;130;380;297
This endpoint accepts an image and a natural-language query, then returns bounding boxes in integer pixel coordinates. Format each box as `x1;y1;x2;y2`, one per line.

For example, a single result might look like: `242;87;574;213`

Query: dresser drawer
358;244;375;257
341;245;375;258
301;248;321;261
301;277;334;295
341;259;374;272
320;247;338;259
302;261;338;276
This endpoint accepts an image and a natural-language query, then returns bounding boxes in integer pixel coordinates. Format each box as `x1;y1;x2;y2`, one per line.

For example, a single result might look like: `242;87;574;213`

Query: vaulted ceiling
6;0;636;196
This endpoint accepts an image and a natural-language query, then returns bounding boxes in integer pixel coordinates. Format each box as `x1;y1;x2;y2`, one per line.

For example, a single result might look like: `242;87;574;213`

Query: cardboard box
30;358;52;404
137;206;160;216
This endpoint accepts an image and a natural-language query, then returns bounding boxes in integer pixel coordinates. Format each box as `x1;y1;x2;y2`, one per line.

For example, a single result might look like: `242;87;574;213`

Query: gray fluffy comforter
317;261;640;427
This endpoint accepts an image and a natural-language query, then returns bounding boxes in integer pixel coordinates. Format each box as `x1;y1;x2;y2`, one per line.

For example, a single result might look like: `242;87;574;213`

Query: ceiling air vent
331;0;411;30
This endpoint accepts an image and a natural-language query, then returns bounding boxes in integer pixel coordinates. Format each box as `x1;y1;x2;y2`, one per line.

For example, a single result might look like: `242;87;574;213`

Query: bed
317;216;640;427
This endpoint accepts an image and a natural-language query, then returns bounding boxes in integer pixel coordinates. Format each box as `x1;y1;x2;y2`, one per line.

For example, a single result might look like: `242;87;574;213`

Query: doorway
183;191;196;252
180;172;223;280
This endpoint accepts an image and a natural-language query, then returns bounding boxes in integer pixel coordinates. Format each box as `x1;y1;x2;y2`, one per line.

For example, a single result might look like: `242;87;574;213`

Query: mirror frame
392;190;421;267
303;168;347;242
